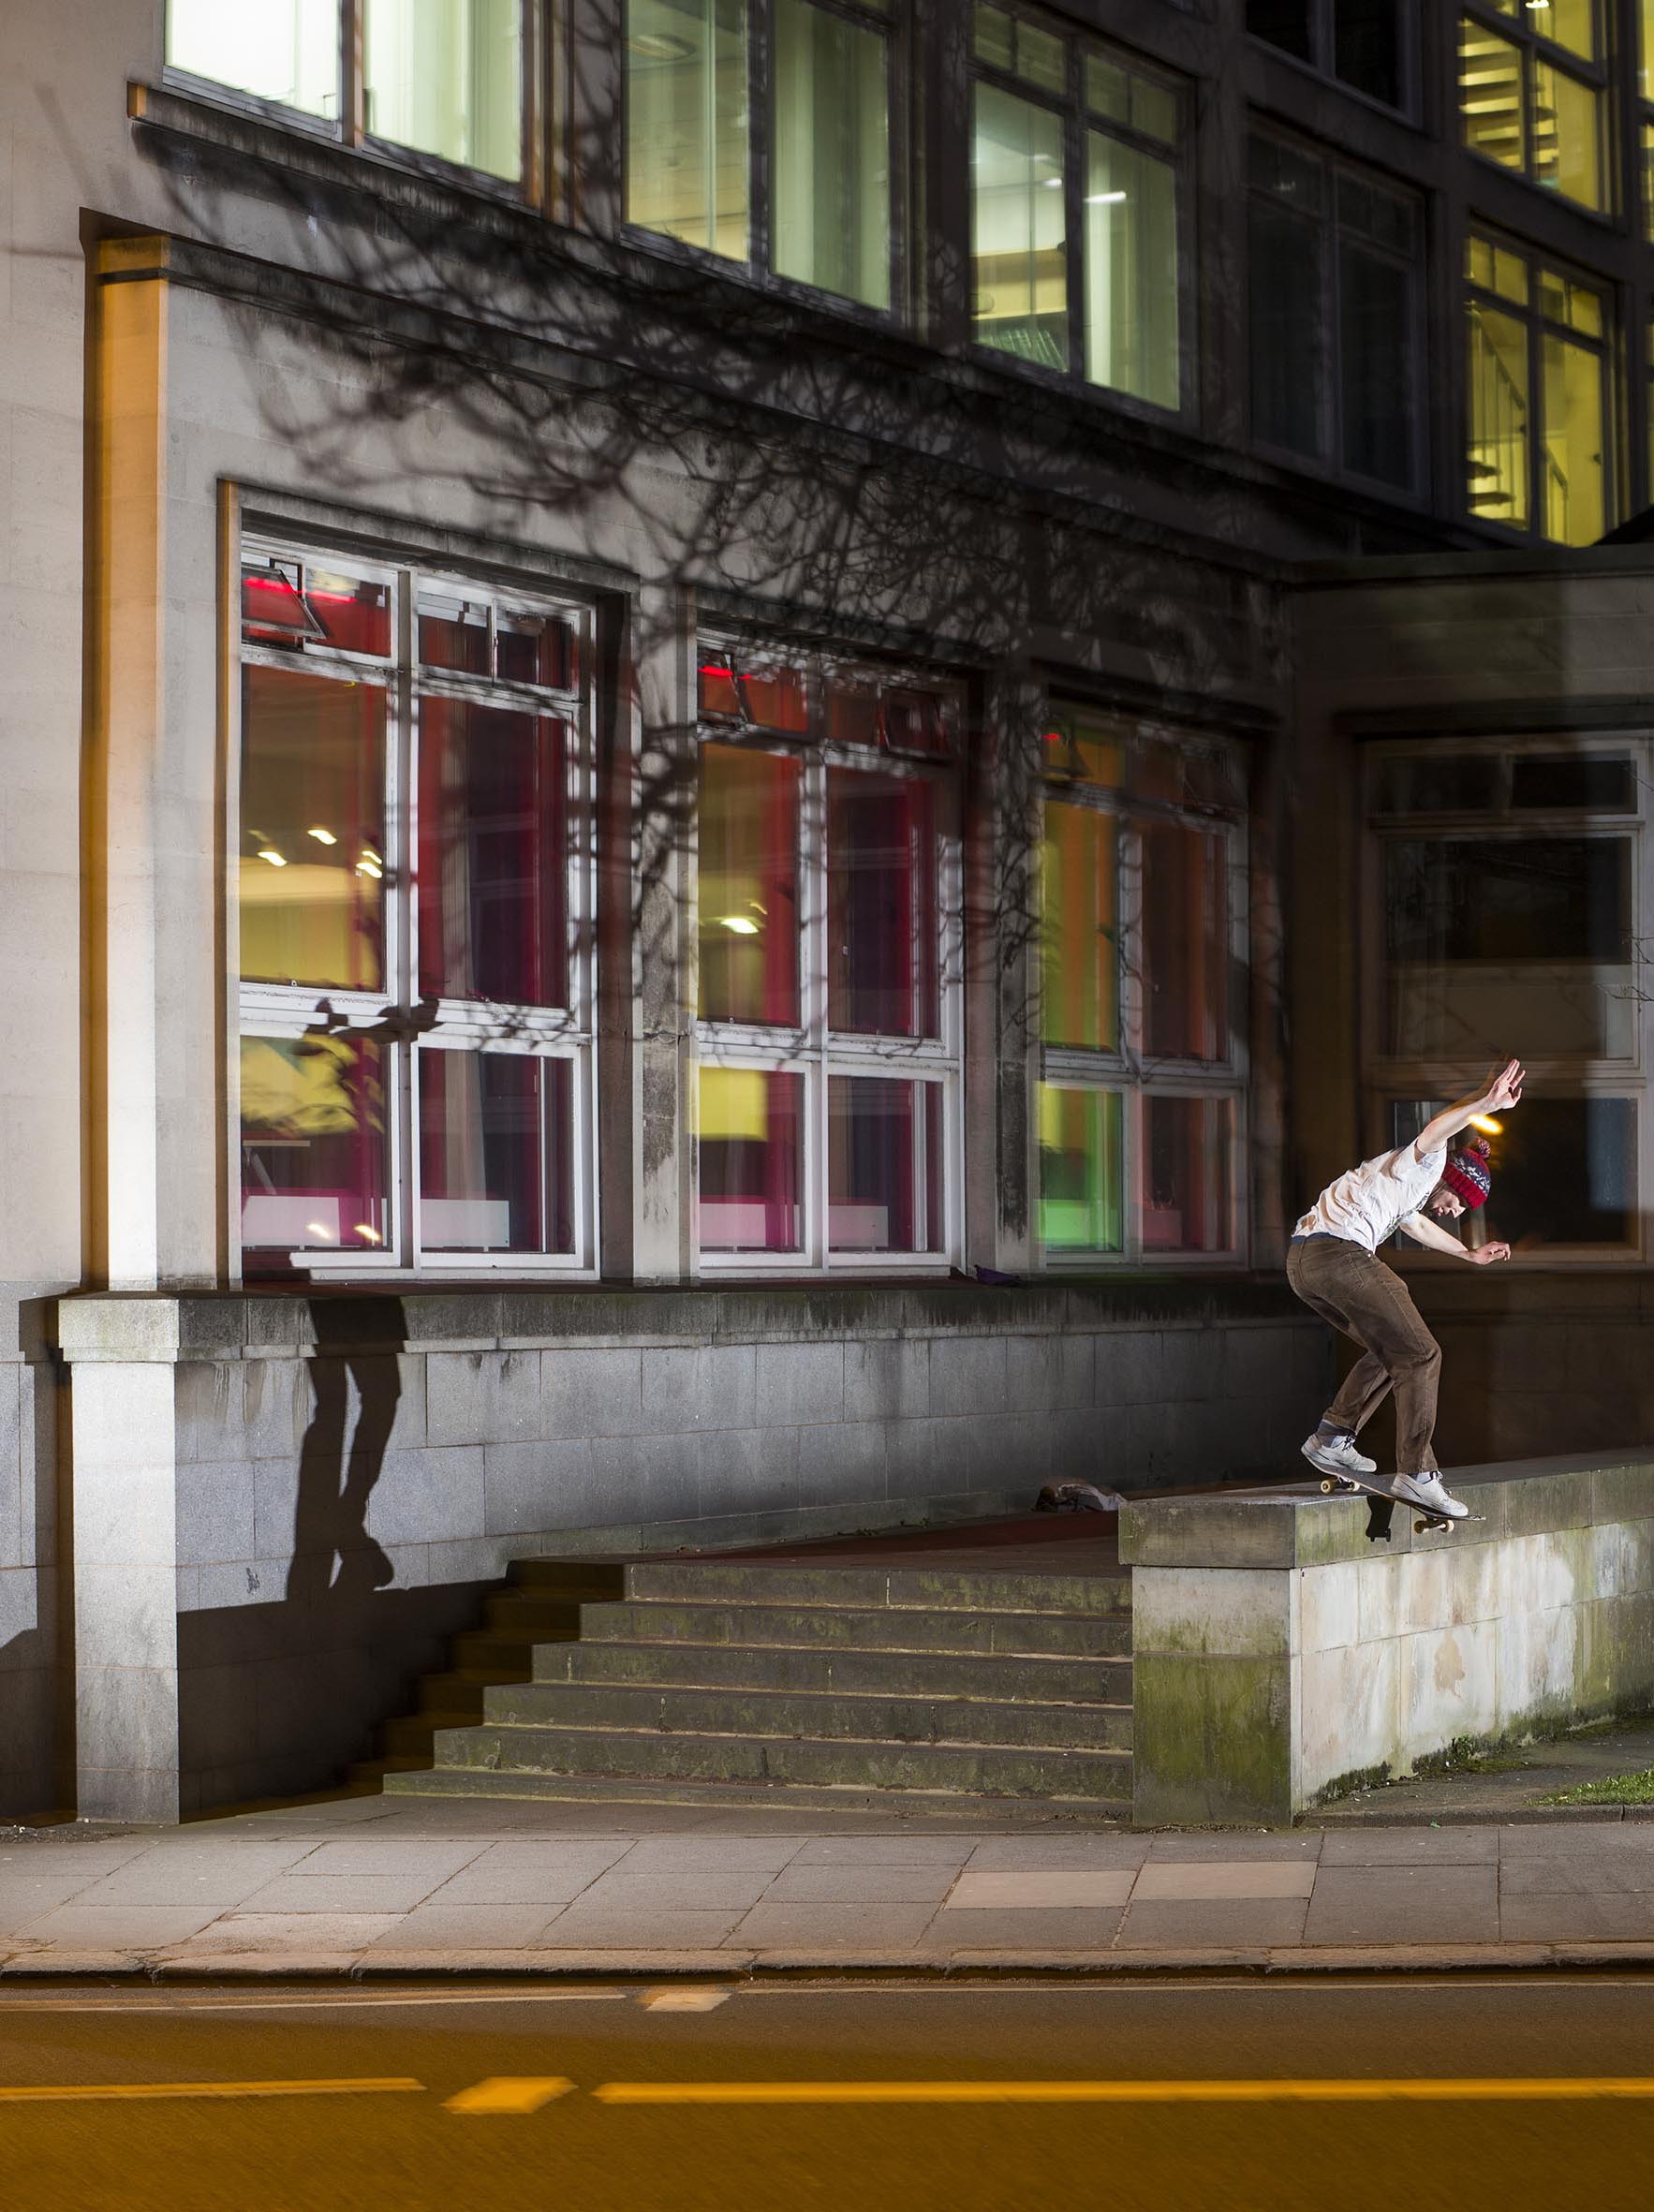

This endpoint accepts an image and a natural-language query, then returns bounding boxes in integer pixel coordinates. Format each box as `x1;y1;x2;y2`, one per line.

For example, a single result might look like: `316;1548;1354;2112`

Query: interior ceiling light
356;857;384;879
718;916;761;936
307;826;337;846
1086;190;1127;204
304;1221;334;1242
353;1223;383;1245
257;847;288;867
1469;1113;1503;1135
628;33;694;61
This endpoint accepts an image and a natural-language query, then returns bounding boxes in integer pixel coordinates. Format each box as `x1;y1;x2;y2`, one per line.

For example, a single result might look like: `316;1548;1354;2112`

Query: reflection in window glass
1334;0;1404;108
1039;1086;1123;1253
698;1067;805;1251
828;1077;943;1253
1248;188;1322;457
1247;0;1312;62
773;0;890;310
1460;18;1525;170
1085;132;1178;410
168;0;340;117
1142;1096;1233;1253
626;0;749;259
417;701;568;1010
1510;755;1632;810
242;560;391;656
240;667;387;992
1374;756;1503;813
827;770;938;1037
1041;801;1118;1053
1533;58;1601;209
972;84;1069;371
1339;226;1411;486
698;745;802;1025
241;1033;388;1256
1141;820;1228;1062
1542;325;1605;547
1467;299;1530;530
363;0;522;180
419;1050;573;1252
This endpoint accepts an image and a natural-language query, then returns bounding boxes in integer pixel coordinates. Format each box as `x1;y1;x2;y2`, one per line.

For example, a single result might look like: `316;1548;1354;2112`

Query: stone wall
0;1335;59;1819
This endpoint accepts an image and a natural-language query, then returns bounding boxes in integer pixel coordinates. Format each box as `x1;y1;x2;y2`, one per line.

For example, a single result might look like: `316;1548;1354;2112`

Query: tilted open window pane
418;1049;573;1252
1142;1095;1233;1253
363;0;522;180
1085;132;1178;410
972;84;1069;371
240;666;387;992
626;0;750;258
698;745;802;1025
827;768;938;1037
773;0;890;310
241;1033;389;1258
698;1067;805;1251
1141;819;1229;1062
417;700;568;1010
828;1077;943;1253
243;559;391;656
1041;801;1119;1053
1038;1085;1123;1254
168;0;340;117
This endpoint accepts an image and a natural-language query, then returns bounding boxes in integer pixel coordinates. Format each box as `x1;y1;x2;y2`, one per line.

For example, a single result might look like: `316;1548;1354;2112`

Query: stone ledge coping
51;1279;1312;1361
1119;1453;1654;1570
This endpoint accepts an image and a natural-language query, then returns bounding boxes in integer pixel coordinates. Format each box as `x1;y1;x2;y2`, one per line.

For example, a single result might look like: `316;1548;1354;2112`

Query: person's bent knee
1392;1335;1440;1375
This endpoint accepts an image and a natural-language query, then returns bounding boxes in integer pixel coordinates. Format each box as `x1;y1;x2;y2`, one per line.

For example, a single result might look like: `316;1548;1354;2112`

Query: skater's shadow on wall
286;1296;406;1604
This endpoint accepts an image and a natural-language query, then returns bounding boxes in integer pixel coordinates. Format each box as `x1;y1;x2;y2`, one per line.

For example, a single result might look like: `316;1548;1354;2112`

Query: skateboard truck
1316;1473;1482;1536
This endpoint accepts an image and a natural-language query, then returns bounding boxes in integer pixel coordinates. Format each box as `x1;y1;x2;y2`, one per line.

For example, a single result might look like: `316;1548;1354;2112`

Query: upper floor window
1458;3;1605;214
1247;1;1408;111
969;5;1187;413
236;538;594;1275
624;0;895;312
1248;133;1423;493
166;0;527;183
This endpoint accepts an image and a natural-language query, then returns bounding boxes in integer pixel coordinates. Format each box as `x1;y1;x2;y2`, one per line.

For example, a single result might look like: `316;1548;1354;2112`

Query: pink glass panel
828;768;938;1036
828;1077;943;1253
240;1032;388;1264
419;596;491;674
699;660;743;718
1141;818;1228;1060
418;700;568;1010
699;1068;805;1252
419;1051;574;1254
1141;1095;1233;1253
698;744;802;1025
242;560;391;656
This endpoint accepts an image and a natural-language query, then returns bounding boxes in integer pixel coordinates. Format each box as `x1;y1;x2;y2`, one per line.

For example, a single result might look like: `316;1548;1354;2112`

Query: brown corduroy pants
1286;1234;1441;1474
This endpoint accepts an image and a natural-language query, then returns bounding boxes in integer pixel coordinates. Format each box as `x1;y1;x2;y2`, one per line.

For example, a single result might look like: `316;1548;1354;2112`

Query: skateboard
1313;1468;1483;1536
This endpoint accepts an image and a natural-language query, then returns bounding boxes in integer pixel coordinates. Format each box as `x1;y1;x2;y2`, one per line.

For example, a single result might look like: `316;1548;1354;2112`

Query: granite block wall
0;1343;60;1820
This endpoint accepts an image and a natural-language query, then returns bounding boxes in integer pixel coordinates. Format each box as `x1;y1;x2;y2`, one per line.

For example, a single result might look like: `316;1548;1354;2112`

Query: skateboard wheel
1320;1479;1336;1495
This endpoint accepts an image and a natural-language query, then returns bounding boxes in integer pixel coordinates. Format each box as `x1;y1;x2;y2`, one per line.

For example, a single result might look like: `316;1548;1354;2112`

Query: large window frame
232;531;598;1281
1245;1;1413;115
1458;2;1609;216
1364;734;1647;1266
1037;710;1248;1272
691;637;964;1276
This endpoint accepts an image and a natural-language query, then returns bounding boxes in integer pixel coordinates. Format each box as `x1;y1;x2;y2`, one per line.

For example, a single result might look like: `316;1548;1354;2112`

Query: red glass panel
419;596;491;674
240;1032;388;1263
880;686;951;758
418;700;568;1010
497;610;576;687
1141;818;1228;1059
698;744;801;1025
826;675;882;748
828;768;938;1036
739;664;810;733
828;1077;943;1253
244;561;391;656
419;1050;574;1254
699;1068;805;1252
699;660;743;719
1141;1095;1233;1253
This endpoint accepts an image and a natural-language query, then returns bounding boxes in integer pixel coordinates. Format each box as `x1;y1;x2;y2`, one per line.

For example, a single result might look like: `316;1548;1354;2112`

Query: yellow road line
445;2078;576;2116
0;2078;425;2105
593;2077;1654;2106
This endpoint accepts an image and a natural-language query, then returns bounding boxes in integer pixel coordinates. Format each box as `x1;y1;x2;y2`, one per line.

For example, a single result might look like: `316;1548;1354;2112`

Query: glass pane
972;83;1070;372
1542;329;1605;546
168;0;340;117
1039;1086;1123;1254
1334;0;1403;107
1248;199;1323;457
1467;232;1528;303
1373;755;1503;812
1644;122;1654;242
1141;820;1229;1062
1467;301;1529;530
880;686;952;758
827;769;938;1036
1085;53;1129;124
773;0;890;310
240;666;387;991
1644;0;1654;98
1484;1095;1632;1247
1248;132;1322;212
625;0;749;259
1531;0;1596;62
240;1032;388;1259
362;0;522;180
1142;1096;1233;1254
1510;754;1632;809
1016;22;1067;96
418;700;568;1009
497;608;576;687
825;673;881;748
1045;713;1126;789
243;559;391;656
1131;736;1241;810
1246;0;1313;63
972;2;1014;72
419;1050;573;1252
827;1076;943;1253
419;591;490;674
1041;801;1118;1052
698;1067;805;1251
1131;76;1179;147
698;745;802;1025
1533;61;1602;210
1459;19;1525;171
1085;133;1179;411
1339;239;1412;487
1383;836;1632;1058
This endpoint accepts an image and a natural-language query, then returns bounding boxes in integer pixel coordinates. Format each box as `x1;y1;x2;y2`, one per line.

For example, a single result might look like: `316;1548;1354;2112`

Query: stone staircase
377;1548;1133;1816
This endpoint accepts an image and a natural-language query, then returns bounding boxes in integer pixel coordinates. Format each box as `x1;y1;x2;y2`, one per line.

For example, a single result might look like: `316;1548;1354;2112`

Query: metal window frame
1245;0;1418;121
1458;1;1612;217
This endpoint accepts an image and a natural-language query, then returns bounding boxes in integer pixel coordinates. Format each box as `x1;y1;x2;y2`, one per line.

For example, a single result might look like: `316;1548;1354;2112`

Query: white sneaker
1301;1432;1378;1480
1391;1470;1469;1521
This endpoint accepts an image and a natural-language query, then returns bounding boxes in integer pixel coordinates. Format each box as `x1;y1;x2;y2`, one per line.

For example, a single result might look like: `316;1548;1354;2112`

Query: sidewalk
5;1791;1654;1980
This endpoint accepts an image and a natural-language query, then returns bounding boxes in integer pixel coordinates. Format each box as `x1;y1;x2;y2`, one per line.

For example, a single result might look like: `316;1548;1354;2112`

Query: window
693;640;961;1268
165;0;527;181
1458;4;1605;214
1247;1;1408;111
1038;713;1244;1263
970;7;1188;413
1247;134;1421;492
236;542;592;1274
1465;232;1612;545
773;0;892;309
1370;740;1645;1259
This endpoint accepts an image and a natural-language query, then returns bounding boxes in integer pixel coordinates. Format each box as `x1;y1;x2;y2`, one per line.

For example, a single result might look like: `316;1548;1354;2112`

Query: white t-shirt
1293;1143;1446;1256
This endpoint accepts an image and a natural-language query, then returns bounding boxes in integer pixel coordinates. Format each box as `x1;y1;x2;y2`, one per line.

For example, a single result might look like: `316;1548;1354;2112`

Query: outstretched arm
1413;1059;1524;1161
1398;1212;1513;1265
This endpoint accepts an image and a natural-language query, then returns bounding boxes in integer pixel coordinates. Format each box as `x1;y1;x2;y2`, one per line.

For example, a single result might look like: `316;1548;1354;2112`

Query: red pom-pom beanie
1440;1134;1493;1211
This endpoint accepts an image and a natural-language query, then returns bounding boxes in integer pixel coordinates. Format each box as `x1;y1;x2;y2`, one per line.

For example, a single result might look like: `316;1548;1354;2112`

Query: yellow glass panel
1467;300;1530;530
1542;330;1605;546
697;744;801;1024
1041;802;1118;1052
1460;18;1525;171
1643;120;1654;240
1644;0;1654;99
1528;0;1596;60
1533;60;1602;209
1038;1085;1123;1254
699;1065;770;1142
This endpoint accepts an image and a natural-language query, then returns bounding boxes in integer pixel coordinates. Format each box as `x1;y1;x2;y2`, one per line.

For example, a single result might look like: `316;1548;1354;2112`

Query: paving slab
946;1869;1136;1910
1132;1860;1317;1902
1318;1828;1500;1867
1115;1898;1310;1948
761;1864;961;1904
1302;1865;1499;1947
724;1903;940;1949
1499;1893;1654;1942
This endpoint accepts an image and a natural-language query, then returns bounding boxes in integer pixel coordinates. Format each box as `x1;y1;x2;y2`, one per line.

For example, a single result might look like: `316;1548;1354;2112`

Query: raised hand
1483;1059;1524;1114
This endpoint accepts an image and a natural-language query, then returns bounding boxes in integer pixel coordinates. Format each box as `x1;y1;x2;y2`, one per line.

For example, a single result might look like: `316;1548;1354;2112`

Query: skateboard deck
1313;1469;1484;1535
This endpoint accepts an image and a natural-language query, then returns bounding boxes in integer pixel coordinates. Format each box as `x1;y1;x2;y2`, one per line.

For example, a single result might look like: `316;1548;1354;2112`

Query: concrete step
625;1560;1130;1616
480;1590;590;1642
506;1561;628;1601
485;1678;1132;1751
383;1766;1123;1821
535;1637;1131;1705
422;1720;1133;1802
580;1598;1131;1659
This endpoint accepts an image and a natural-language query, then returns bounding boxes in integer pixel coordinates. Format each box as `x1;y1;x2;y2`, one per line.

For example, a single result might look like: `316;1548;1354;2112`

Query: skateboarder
1288;1060;1523;1522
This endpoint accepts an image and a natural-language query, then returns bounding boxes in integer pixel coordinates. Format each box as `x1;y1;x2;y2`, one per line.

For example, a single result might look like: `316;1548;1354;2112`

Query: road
3;1974;1653;2209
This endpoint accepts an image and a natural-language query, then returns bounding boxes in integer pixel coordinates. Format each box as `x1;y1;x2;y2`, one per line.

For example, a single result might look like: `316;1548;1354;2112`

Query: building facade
5;0;1654;1818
